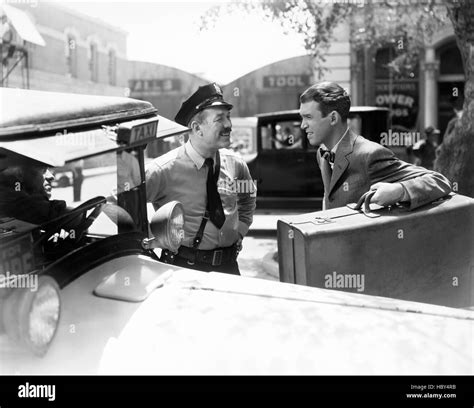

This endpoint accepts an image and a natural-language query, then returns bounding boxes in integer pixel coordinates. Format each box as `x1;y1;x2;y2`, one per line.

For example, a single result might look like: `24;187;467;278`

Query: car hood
1;255;473;375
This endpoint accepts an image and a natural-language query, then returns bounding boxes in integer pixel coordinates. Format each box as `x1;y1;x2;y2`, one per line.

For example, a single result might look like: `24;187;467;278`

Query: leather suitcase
277;193;474;308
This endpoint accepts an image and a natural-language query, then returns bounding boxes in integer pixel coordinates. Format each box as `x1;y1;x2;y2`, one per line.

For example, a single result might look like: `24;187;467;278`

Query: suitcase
277;193;474;308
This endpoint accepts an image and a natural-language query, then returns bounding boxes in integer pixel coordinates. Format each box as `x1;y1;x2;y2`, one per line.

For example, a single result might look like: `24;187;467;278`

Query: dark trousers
171;254;240;276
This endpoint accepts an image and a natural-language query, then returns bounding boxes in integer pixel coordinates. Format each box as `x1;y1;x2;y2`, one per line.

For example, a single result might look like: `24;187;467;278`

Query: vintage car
244;107;390;210
0;88;472;375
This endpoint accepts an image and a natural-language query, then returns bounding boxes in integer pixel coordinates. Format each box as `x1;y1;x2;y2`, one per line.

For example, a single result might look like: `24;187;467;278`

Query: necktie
204;158;225;229
319;147;335;164
319;147;333;202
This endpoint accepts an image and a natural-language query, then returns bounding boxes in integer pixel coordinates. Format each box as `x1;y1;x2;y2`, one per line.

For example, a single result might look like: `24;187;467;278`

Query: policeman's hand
369;182;405;207
235;233;243;254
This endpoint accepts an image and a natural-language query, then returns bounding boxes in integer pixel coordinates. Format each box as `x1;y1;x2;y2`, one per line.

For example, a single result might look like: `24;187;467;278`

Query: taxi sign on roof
117;117;159;147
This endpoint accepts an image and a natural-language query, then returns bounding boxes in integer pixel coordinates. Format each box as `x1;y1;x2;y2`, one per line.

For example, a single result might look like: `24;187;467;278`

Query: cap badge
213;83;222;95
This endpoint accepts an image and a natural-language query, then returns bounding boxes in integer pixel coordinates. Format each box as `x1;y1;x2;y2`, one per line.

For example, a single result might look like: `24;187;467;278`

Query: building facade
127;60;208;120
350;20;464;139
223;22;351;117
1;2;128;96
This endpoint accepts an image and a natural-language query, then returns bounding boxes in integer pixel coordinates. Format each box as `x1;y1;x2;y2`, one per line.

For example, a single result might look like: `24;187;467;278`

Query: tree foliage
200;0;447;79
434;0;474;196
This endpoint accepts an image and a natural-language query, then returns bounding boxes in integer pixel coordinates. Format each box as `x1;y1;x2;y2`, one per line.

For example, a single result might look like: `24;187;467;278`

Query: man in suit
299;81;451;210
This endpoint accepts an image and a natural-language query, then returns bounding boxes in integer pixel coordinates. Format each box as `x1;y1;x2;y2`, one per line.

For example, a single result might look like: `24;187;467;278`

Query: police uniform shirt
146;141;256;250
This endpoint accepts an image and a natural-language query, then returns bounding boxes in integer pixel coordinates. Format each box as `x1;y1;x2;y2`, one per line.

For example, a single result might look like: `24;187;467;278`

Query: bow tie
319;147;335;164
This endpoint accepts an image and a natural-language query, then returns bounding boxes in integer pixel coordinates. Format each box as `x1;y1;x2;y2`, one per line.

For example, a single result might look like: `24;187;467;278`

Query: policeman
146;83;256;275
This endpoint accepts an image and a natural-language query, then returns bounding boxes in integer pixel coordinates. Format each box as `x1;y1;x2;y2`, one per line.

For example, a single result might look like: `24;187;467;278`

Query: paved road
238;236;278;281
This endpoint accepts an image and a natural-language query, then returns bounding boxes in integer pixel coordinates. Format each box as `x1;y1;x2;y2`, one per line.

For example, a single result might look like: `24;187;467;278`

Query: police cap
175;83;233;127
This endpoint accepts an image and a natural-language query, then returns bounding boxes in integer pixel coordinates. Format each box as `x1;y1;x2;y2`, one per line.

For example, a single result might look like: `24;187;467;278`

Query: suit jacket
317;130;451;210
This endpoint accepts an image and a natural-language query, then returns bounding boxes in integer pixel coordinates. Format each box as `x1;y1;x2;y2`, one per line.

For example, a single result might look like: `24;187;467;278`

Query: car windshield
0;147;145;280
50;149;141;237
261;120;308;151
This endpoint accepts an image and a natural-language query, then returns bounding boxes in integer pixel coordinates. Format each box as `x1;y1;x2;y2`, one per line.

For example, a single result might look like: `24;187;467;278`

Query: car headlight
2;275;61;356
145;201;185;252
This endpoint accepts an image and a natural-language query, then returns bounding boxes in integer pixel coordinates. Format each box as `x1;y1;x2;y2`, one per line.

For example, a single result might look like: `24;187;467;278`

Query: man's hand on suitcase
369;182;406;207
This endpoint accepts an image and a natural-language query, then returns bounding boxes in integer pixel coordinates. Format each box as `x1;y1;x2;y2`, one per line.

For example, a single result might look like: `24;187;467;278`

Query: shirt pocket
217;182;237;214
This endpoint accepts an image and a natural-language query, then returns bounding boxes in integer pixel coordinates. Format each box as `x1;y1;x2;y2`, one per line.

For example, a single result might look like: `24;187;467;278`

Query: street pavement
238;236;278;281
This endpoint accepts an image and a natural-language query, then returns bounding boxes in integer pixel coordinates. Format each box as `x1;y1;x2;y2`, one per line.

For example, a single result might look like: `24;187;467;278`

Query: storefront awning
1;4;45;46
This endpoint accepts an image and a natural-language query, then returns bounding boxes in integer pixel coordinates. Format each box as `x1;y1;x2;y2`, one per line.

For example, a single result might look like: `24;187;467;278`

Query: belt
177;245;237;266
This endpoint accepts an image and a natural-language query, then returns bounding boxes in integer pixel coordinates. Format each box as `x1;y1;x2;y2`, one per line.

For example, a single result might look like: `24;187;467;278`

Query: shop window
375;45;418;80
375;47;392;80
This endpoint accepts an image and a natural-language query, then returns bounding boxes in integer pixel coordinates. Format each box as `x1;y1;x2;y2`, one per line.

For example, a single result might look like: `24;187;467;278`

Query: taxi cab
0;88;472;375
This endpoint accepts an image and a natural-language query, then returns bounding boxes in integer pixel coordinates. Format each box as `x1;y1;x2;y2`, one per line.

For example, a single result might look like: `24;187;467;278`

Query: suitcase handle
347;190;381;218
